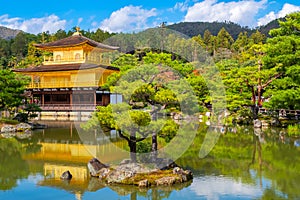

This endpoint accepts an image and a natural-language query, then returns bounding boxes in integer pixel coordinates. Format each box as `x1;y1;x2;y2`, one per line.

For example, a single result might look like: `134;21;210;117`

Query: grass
0;118;19;125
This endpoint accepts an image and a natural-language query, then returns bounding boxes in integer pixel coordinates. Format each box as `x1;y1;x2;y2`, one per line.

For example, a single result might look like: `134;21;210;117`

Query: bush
287;124;300;137
0;118;19;124
158;120;179;142
136;140;152;153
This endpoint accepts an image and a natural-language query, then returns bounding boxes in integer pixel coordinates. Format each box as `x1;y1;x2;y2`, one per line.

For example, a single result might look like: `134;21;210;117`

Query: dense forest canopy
167;18;280;39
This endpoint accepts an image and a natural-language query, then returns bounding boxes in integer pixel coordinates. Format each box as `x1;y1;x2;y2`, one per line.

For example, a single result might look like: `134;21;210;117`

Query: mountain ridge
0;26;21;40
167;19;280;39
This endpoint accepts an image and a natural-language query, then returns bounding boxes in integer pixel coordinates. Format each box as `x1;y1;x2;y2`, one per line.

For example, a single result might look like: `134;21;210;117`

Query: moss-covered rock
88;158;193;187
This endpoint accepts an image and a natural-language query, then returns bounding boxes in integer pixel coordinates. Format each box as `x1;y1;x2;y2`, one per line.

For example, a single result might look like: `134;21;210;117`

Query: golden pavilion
14;28;121;120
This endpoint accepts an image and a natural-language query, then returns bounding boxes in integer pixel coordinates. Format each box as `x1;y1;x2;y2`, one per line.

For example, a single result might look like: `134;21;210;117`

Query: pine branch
118;130;130;142
262;73;282;88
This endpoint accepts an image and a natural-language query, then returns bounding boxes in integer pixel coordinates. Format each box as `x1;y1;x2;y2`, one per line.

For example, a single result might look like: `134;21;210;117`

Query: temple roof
34;34;119;50
13;63;120;72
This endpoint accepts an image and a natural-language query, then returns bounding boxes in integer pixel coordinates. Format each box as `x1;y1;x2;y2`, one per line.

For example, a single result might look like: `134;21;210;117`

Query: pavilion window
96;94;102;105
44;95;51;103
53;94;68;102
56;55;61;61
96;55;101;62
75;53;81;60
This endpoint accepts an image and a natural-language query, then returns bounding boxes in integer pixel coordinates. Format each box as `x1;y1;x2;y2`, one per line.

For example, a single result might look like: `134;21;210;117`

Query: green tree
218;43;281;119
250;30;266;44
53;29;67;40
203;29;215;56
91;28;115;42
214;27;234;60
0;70;30;113
11;32;27;59
215;27;234;49
263;12;300;110
232;31;250;54
84;52;199;162
186;74;209;109
16;41;43;68
14;103;42;122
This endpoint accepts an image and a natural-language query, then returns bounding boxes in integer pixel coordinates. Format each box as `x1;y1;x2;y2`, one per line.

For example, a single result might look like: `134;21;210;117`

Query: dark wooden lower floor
26;89;122;111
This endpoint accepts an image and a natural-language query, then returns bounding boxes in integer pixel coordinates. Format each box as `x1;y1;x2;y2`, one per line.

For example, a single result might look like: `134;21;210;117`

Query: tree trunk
250;85;259;120
119;130;138;163
129;133;137;163
130;192;137;200
151;132;158;162
257;59;263;107
150;107;159;162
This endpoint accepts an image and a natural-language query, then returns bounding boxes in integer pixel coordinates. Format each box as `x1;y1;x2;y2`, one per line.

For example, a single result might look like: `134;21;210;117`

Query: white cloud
190;176;264;199
184;0;267;27
171;0;190;12
91;21;98;27
0;14;66;34
77;17;83;26
99;5;157;33
258;3;300;26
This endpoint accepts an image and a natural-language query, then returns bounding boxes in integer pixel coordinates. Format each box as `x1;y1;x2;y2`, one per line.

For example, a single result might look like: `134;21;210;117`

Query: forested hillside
167;19;280;39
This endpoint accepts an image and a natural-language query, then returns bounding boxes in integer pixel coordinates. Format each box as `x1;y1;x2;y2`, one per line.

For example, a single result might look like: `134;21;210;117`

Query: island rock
60;170;72;180
87;158;108;177
93;158;193;187
253;119;262;128
1;125;16;133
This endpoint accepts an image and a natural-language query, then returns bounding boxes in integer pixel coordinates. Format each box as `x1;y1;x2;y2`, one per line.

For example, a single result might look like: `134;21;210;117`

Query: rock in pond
105;162;158;184
15;123;32;132
271;118;281;127
253;119;262;128
173;167;193;182
98;168;111;179
155;176;177;186
1;125;16;133
87;158;108;177
60;170;72;180
155;158;179;170
138;179;149;187
1;123;33;133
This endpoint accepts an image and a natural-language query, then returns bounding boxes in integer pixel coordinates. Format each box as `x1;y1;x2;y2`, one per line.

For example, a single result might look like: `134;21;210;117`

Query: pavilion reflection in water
23;122;129;199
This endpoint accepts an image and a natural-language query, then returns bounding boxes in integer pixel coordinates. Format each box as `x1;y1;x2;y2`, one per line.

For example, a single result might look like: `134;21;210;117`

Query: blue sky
0;0;299;34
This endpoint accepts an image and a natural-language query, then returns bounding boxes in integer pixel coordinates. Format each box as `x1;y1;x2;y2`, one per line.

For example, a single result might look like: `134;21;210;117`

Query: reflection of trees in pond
38;177;105;196
259;129;300;199
107;180;191;200
0;138;30;190
177;127;300;199
260;188;286;200
16;135;42;154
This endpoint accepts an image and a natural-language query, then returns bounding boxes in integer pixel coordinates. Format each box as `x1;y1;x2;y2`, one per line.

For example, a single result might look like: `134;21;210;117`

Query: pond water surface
0;122;300;200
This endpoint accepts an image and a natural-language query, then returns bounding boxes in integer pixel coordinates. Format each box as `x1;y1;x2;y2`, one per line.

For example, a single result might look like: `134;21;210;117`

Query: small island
86;158;193;187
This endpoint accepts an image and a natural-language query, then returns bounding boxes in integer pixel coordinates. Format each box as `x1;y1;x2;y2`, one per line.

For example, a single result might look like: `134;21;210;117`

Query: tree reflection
177;126;300;199
107;180;191;200
0;138;30;190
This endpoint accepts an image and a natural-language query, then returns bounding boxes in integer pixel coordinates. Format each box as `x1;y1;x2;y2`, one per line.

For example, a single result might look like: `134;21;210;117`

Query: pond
0;122;300;200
